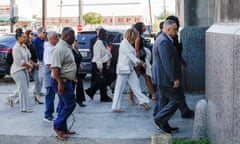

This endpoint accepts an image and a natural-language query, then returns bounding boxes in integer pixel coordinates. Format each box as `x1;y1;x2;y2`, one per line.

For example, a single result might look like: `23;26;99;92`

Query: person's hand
106;64;110;69
58;82;64;95
173;80;180;88
98;68;103;72
34;63;39;68
80;64;83;70
74;77;78;83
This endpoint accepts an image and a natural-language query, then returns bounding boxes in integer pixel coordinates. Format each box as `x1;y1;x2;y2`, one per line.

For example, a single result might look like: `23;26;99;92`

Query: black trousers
154;87;184;124
153;86;191;116
72;74;86;103
86;62;110;99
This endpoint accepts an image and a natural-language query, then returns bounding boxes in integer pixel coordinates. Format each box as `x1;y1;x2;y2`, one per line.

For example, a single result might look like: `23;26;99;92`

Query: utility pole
42;0;46;27
78;0;83;25
163;0;166;17
59;0;62;29
10;0;15;32
148;0;153;33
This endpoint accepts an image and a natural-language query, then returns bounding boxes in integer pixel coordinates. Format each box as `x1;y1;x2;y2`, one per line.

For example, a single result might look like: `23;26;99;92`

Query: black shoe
85;89;93;100
35;96;44;104
154;121;172;134
100;96;112;102
166;123;179;132
181;110;194;119
77;102;86;107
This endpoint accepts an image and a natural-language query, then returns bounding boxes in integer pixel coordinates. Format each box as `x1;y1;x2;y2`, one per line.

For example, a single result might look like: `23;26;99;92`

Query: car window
106;31;122;44
0;35;16;48
77;31;97;49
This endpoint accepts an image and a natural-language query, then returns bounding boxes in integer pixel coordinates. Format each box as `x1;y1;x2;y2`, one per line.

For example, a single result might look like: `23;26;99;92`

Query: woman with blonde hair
112;28;151;112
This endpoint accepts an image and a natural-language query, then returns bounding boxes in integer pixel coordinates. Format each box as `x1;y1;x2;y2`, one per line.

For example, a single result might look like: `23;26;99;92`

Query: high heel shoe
140;103;151;110
35;96;44;104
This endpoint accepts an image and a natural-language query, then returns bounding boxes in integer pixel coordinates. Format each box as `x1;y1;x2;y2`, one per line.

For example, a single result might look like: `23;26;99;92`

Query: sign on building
0;5;10;21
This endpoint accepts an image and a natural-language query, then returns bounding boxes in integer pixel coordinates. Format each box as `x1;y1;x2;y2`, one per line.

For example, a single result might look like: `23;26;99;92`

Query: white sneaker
43;118;53;123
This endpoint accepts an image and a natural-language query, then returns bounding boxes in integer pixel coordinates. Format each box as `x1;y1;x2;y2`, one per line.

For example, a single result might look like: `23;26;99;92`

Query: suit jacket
152;32;182;87
116;39;140;74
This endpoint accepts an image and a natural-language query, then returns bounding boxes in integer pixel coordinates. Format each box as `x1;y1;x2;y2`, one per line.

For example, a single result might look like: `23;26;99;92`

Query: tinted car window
77;31;97;49
0;34;16;48
106;30;124;44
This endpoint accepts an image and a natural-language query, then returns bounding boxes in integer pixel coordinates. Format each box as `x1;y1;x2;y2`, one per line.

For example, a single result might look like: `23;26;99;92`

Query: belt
62;78;71;82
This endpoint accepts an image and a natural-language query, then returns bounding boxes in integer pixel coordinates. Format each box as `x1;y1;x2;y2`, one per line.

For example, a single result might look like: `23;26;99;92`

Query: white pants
11;70;31;111
112;71;150;110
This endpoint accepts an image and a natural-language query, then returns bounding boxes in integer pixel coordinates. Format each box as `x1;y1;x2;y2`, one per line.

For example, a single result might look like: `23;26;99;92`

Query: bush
173;137;209;144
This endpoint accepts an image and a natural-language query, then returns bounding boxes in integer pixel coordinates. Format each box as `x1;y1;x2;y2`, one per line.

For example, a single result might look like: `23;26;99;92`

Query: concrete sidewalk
0;77;205;144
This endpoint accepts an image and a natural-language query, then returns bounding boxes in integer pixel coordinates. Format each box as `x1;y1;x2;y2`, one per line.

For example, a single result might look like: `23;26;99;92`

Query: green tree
83;12;103;25
32;14;38;19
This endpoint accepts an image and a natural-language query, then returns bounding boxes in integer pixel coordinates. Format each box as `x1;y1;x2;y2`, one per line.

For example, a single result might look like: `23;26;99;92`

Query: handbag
118;64;131;74
96;72;106;83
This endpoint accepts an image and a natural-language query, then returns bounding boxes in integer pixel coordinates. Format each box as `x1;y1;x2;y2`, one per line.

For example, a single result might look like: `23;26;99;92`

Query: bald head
61;27;75;45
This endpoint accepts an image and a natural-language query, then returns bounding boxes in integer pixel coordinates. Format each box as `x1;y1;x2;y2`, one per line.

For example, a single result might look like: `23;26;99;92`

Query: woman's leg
12;70;31;111
112;74;128;110
127;71;150;105
144;74;156;100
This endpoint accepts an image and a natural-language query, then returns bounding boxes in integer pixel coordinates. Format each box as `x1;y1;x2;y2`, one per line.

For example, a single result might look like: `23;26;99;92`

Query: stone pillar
176;0;214;91
206;0;240;143
176;0;214;27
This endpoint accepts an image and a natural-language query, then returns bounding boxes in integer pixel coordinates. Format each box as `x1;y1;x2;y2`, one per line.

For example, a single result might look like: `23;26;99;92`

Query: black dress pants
154;87;184;125
86;62;109;99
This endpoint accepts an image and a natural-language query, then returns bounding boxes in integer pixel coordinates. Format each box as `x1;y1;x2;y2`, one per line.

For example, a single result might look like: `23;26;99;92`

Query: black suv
77;29;124;78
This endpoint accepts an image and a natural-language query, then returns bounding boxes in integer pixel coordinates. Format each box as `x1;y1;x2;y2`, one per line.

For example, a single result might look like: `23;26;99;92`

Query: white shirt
43;41;55;65
91;39;112;69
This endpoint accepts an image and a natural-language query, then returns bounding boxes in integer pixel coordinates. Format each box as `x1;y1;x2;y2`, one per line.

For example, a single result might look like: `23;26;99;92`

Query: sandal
21;109;33;113
113;109;125;113
6;97;13;108
128;98;136;106
140;103;151;110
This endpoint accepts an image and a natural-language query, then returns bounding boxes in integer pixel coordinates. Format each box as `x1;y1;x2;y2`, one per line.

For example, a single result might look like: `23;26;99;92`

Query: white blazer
116;39;141;74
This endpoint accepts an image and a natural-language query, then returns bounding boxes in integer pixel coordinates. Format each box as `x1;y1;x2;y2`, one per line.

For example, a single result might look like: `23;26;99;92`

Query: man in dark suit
152;20;184;134
154;16;194;119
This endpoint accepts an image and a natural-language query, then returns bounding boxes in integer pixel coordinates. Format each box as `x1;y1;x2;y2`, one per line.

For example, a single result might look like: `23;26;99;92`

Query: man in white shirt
43;31;59;122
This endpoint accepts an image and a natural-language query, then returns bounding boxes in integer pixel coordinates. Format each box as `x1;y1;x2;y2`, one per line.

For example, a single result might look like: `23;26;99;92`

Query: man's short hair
163;20;177;30
37;27;45;33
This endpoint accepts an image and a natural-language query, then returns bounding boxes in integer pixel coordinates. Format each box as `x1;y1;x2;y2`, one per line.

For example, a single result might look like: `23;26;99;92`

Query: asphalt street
0;75;205;144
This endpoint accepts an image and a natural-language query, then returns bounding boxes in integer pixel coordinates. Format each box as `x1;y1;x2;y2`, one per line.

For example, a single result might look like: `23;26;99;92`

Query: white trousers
112;70;150;110
11;70;31;111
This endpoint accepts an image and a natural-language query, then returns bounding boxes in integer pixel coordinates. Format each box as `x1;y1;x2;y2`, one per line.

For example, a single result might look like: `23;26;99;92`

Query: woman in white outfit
112;28;151;112
7;28;33;113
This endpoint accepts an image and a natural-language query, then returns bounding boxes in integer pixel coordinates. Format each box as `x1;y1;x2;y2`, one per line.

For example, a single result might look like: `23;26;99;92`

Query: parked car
0;34;15;78
77;29;124;78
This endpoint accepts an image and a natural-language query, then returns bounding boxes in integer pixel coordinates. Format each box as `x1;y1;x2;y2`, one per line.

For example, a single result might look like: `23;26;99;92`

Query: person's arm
121;40;142;66
159;41;179;87
134;37;141;58
52;67;64;94
13;47;33;69
93;40;104;72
